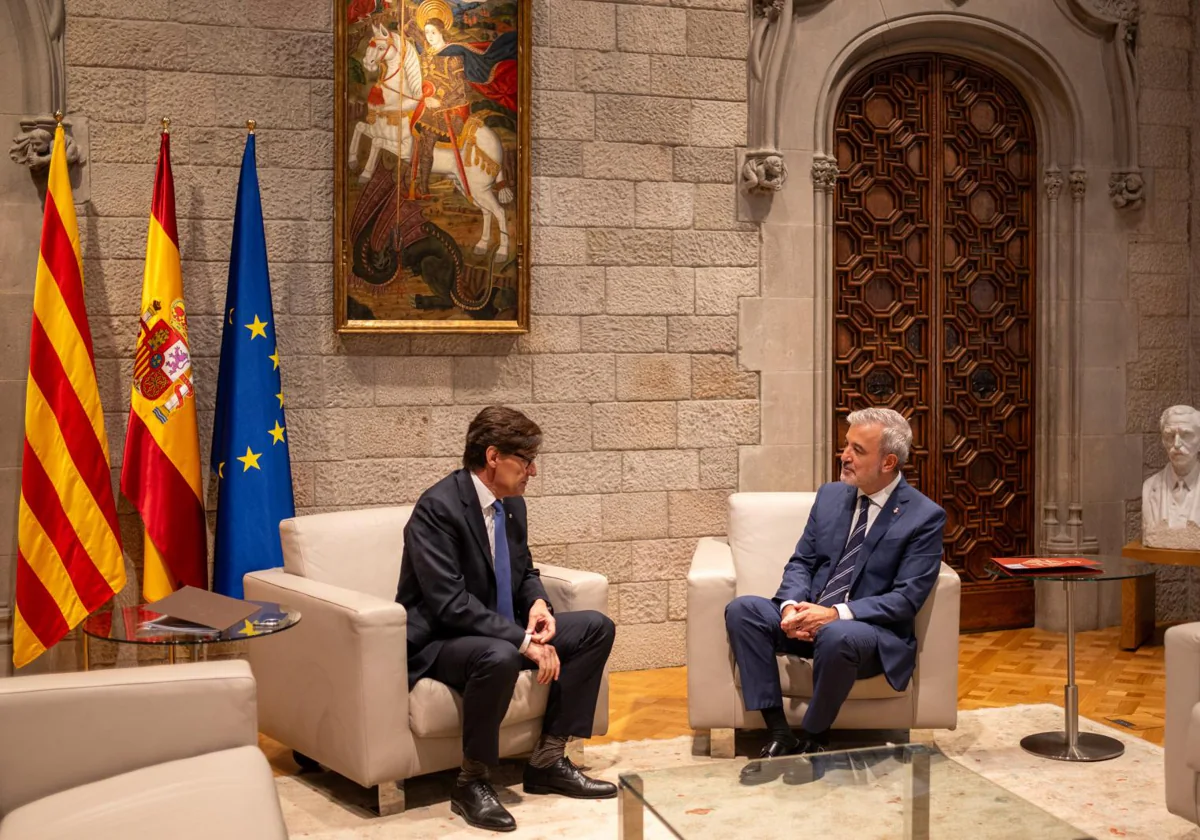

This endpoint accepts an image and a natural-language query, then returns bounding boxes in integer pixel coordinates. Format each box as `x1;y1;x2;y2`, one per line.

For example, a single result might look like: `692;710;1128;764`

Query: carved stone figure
742;152;787;192
1143;405;1200;549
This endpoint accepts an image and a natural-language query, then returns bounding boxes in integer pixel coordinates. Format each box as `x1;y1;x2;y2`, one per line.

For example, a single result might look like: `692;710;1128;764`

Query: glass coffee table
618;743;1091;839
988;555;1155;761
80;600;301;668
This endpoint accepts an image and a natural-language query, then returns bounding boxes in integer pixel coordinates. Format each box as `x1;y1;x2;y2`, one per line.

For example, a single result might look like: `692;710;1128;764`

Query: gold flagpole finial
161;117;171;135
54;110;63;124
247;119;256;135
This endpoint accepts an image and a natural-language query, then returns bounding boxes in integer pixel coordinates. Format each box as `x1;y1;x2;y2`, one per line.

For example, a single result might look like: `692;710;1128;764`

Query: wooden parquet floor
592;626;1167;746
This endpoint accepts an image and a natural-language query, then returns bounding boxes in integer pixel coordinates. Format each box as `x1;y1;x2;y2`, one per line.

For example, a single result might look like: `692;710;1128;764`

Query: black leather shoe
523;757;618;799
450;779;516;832
738;738;803;785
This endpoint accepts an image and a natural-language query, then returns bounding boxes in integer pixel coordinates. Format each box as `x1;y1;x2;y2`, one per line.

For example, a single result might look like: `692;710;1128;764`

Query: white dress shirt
784;472;904;621
470;472;531;652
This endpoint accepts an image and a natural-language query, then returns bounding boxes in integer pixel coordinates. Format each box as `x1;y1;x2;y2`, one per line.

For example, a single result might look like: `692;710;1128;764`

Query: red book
992;556;1103;572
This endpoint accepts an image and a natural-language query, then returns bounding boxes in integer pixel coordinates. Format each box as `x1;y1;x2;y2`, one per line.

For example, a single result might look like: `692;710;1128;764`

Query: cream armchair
243;505;609;815
1166;622;1200;825
687;492;961;757
0;660;286;839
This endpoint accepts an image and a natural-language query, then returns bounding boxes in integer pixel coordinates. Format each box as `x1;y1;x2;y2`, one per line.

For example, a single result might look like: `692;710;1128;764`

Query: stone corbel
1058;0;1143;209
10;114;84;170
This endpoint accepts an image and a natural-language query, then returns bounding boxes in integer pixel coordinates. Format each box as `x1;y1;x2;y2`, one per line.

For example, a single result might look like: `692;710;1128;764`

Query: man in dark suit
725;407;946;770
396;405;617;832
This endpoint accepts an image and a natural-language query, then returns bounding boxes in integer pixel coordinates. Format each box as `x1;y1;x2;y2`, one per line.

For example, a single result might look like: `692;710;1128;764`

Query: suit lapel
829;485;857;562
852;476;909;586
456;469;494;571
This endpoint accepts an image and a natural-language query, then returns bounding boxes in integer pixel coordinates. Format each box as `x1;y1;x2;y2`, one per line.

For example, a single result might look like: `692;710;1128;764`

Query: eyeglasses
507;452;536;470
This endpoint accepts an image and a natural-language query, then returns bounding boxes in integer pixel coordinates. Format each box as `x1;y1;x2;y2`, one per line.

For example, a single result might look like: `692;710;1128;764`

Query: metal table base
1020;579;1125;762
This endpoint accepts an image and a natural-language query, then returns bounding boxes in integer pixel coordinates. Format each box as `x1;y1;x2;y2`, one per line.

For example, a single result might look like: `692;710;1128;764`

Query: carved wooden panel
833;54;1037;631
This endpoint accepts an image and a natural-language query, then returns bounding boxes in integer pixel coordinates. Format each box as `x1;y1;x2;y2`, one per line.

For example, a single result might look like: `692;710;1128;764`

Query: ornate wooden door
832;54;1037;631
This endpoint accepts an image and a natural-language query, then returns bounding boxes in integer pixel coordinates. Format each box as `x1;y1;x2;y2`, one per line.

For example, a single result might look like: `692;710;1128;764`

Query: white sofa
243;505;609;815
0;660;286;839
686;492;961;756
1166;622;1200;825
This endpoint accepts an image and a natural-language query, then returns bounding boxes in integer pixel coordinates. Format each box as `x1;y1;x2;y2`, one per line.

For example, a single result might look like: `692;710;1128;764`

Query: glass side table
987;556;1155;761
80;600;301;668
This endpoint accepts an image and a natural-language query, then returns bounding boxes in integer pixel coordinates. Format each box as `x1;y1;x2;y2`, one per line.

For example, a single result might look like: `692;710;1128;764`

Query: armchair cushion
0;660;257;815
0;746;284;840
728;493;817;597
1190;704;1200;773
410;672;550;738
280;505;414;600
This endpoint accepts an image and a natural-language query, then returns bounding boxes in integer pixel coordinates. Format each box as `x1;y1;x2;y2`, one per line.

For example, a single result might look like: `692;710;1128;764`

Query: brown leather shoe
523;757;618;799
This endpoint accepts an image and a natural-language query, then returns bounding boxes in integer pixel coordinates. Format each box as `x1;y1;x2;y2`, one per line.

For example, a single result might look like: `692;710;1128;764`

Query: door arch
831;53;1037;630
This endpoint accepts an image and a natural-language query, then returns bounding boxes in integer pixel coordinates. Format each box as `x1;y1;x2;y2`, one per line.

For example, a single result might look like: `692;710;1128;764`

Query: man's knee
473;642;523;681
725;595;769;632
577;609;616;647
814;620;872;659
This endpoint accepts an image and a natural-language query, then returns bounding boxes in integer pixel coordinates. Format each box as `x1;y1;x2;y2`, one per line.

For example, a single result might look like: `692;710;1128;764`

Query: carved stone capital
9;114;83;170
742;151;788;193
810;157;838;192
1108;169;1145;210
1068;168;1087;201
1044;167;1064;201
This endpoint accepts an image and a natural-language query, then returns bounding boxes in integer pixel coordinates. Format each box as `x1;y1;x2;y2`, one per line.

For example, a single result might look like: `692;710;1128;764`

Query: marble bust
1143;405;1200;549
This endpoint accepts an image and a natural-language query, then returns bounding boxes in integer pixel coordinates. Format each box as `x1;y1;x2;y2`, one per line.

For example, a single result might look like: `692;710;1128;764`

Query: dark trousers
725;595;883;734
431;610;615;765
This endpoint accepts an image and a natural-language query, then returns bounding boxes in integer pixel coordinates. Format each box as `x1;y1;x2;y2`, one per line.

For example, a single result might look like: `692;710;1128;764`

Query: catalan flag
210;129;295;598
14;123;125;668
119;127;208;600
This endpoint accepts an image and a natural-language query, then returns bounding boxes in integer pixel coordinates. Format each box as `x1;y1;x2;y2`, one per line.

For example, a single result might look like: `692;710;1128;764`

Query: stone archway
740;1;1144;631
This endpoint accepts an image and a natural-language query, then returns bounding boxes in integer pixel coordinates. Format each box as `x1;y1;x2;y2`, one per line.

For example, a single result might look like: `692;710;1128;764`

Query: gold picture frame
334;0;531;333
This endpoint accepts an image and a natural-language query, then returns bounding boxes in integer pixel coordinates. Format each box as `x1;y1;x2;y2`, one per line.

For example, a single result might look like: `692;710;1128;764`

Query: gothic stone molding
742;0;835;194
6;0;84;175
747;0;1143;209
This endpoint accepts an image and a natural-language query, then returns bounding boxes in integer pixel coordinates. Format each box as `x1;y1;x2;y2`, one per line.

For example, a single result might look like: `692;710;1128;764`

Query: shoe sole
522;783;618;799
449;800;517;832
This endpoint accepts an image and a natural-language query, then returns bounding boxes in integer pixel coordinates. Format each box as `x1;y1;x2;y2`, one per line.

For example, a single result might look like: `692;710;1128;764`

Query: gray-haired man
725;408;946;768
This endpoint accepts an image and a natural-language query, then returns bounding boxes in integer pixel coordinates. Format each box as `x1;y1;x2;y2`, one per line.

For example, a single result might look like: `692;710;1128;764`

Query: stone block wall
1127;0;1200;619
10;0;759;671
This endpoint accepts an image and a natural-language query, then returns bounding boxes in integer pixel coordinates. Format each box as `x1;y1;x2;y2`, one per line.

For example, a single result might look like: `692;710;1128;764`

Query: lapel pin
892;507;900;514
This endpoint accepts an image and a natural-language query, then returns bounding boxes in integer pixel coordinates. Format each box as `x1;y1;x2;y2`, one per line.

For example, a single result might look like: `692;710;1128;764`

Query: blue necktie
491;500;515;622
818;494;872;607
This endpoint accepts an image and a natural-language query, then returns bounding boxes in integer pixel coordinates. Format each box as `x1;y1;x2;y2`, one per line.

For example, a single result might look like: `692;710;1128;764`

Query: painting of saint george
335;0;530;332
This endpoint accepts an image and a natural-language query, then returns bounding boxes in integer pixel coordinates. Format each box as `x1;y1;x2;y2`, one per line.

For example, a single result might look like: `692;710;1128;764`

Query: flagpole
247;119;256;135
161;116;170;135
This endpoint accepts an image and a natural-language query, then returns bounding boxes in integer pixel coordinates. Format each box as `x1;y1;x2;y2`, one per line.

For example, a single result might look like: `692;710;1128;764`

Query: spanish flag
14;124;125;668
119;127;208;600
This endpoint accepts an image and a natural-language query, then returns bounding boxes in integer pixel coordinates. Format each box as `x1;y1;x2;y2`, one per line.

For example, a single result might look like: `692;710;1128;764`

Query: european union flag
210;132;295;598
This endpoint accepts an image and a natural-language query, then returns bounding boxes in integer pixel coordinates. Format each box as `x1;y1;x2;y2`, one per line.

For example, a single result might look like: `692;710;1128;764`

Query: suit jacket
396;469;550;686
774;476;946;692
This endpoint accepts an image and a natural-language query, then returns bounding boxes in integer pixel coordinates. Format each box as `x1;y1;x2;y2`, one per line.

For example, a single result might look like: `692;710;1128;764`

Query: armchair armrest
243;569;413;788
535;563;610;735
911;563;960;729
687;537;739;729
537;563;608;614
0;660;256;814
1166;622;1200;822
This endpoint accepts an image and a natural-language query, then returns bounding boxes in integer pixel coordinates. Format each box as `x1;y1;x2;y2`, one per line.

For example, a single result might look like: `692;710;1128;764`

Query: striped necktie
818;494;872;607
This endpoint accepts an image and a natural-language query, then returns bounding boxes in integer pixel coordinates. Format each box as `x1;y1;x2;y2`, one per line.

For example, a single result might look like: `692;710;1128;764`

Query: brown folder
146;586;258;630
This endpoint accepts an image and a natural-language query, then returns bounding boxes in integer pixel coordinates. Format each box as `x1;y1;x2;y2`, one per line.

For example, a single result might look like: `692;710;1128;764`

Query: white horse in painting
349;24;512;260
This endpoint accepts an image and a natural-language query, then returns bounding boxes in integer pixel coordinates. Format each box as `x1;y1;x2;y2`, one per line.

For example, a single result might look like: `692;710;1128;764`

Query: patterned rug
277;704;1200;839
